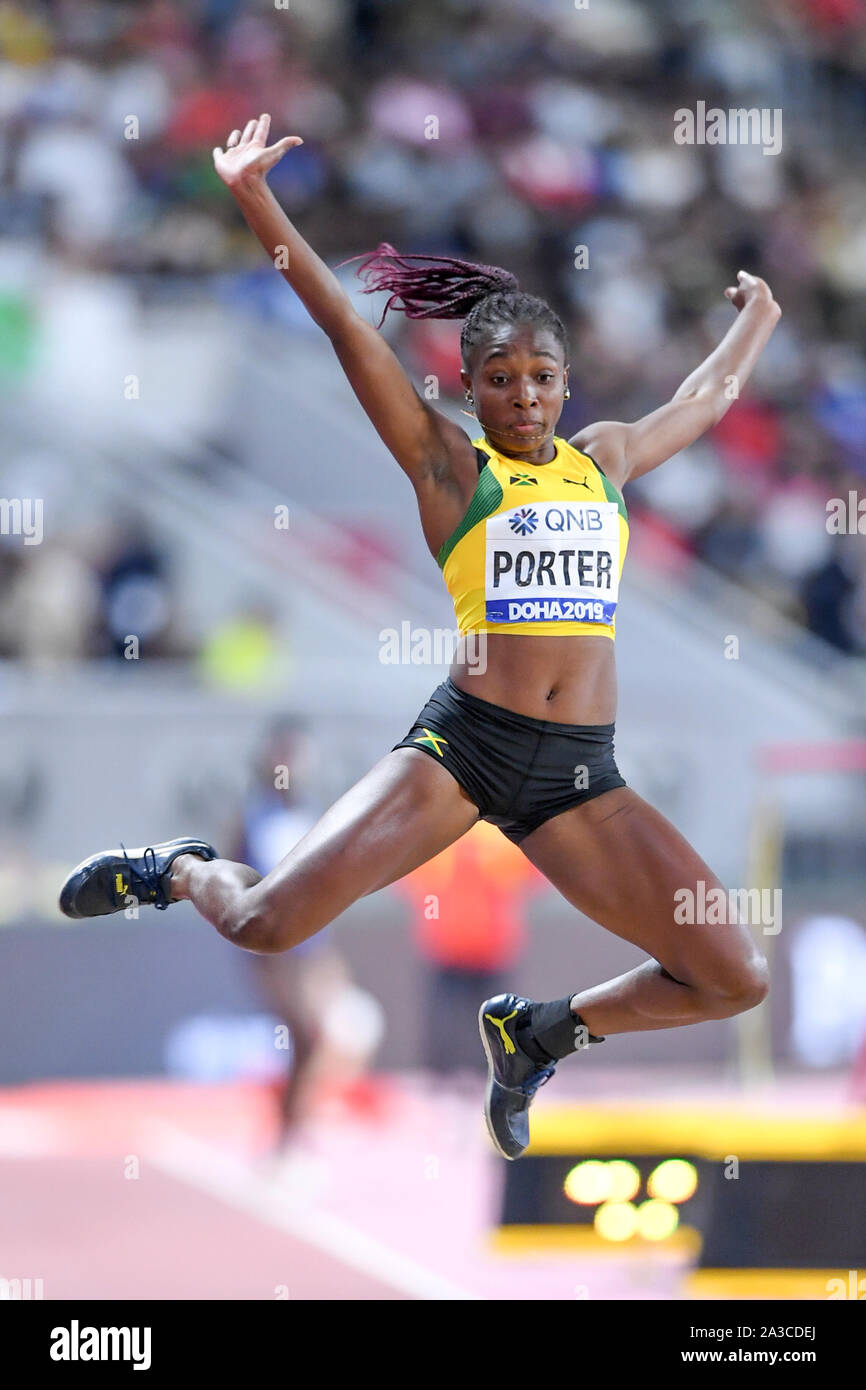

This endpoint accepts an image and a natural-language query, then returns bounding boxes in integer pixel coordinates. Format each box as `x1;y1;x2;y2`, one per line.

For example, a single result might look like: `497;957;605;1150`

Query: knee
705;953;770;1016
232;896;297;954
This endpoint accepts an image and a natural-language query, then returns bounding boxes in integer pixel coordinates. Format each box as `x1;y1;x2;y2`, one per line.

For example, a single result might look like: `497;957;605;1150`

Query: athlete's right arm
213;116;477;538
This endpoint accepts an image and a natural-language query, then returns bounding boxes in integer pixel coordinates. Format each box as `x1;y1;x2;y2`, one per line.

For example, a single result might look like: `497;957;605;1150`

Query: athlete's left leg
517;786;770;1038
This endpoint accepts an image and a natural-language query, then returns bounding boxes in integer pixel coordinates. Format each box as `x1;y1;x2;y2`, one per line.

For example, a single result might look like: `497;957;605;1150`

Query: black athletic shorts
392;676;626;844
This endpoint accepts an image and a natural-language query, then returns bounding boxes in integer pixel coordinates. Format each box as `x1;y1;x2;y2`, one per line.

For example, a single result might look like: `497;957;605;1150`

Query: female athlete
60;115;782;1160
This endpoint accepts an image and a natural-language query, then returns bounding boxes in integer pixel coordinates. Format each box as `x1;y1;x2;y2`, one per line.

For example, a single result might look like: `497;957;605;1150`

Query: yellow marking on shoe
115;873;128;894
485;1008;519;1055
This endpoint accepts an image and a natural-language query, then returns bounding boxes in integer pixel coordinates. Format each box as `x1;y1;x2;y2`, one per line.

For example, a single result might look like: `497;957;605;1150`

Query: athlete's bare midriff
449;632;617;724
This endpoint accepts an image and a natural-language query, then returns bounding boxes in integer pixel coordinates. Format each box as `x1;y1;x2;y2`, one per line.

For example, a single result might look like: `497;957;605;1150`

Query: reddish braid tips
342;243;520;328
338;242;568;366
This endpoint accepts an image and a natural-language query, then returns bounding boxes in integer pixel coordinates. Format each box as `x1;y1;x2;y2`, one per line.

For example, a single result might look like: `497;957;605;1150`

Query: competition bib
484;501;620;624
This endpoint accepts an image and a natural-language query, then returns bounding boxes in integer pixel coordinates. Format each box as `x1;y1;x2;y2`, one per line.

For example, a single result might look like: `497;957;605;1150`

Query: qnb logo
508;507;538;536
545;506;603;532
49;1321;152;1371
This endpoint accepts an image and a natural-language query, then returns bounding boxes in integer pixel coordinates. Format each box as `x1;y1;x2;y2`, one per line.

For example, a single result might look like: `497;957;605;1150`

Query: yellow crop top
436;436;629;639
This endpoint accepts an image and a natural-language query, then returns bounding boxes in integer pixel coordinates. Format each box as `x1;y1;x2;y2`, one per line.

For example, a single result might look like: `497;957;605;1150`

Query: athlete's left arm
570;272;781;487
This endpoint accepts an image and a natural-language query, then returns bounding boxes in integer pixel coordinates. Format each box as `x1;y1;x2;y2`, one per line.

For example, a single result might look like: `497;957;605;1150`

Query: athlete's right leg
169;748;480;953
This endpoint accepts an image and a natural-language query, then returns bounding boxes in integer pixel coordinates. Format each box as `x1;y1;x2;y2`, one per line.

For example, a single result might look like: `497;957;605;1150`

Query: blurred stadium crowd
0;0;864;663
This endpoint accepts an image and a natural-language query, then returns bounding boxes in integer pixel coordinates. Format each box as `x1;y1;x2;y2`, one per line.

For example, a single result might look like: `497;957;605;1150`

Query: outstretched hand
724;269;779;315
213;113;303;190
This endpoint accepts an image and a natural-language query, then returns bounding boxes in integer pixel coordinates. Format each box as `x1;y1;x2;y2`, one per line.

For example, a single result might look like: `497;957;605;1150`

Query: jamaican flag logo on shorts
413;727;448;757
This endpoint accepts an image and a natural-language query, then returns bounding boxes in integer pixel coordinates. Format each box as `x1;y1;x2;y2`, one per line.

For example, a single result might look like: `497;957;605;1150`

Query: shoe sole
477;1001;521;1161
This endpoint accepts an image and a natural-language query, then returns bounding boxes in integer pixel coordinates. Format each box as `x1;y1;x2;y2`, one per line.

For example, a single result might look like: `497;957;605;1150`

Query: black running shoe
478;993;556;1160
59;837;217;919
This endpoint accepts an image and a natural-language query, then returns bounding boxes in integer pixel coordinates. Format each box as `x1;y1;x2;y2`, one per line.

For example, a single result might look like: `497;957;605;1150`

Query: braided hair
347;243;568;367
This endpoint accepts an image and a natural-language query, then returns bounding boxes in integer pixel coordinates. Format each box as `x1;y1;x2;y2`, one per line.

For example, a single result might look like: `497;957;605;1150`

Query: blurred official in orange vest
394;820;543;1078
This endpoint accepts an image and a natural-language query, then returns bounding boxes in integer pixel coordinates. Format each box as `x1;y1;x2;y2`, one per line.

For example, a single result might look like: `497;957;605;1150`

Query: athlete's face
461;324;568;464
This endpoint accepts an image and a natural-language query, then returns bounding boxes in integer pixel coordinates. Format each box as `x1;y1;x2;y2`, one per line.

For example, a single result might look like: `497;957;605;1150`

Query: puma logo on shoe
485;1008;519;1055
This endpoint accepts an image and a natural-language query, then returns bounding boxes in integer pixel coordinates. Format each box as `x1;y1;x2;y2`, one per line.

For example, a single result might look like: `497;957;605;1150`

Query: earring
564;387;571;400
464;390;474;405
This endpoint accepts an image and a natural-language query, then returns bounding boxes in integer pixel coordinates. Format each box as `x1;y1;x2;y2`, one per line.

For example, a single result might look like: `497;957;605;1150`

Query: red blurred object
165;86;250;151
327;1074;400;1122
500;135;599;213
406;320;463;396
312;523;404;586
791;0;866;30
625;505;696;579
467;86;534;141
710;399;781;478
124;0;197;52
394;821;542;972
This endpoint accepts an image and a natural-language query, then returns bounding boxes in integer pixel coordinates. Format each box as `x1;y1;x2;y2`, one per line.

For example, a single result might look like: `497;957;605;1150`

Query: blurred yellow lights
594;1201;639;1241
646;1159;698;1204
606;1160;641;1201
591;1198;680;1243
636;1199;680;1241
563;1158;697;1242
564;1160;610;1205
563;1159;650;1206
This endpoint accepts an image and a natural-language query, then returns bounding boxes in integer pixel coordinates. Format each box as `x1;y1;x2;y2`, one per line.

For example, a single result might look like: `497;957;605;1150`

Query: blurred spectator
801;544;861;652
393;819;543;1082
0;0;863;653
227;718;384;1145
96;518;176;659
4;539;100;666
199;599;290;690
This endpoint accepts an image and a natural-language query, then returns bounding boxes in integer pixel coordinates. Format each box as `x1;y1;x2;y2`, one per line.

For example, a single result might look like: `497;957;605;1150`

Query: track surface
0;1070;844;1300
